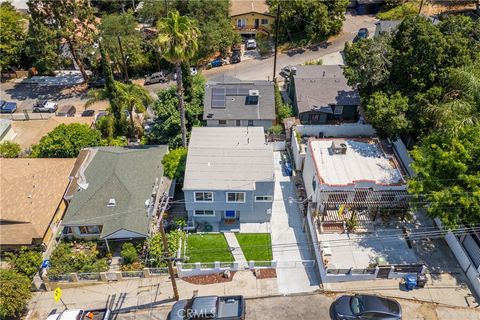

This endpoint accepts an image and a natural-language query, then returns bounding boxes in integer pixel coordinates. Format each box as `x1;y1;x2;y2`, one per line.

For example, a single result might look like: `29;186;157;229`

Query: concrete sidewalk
27;271;277;320
223;232;248;268
323;273;479;308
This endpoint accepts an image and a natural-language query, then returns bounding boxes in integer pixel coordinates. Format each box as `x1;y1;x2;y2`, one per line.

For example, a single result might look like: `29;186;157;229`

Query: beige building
230;0;275;36
0;158;76;251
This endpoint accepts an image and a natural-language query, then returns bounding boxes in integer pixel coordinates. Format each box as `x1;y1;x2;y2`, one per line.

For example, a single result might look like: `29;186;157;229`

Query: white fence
295;123;376;137
176;260;277;278
291;129;305;171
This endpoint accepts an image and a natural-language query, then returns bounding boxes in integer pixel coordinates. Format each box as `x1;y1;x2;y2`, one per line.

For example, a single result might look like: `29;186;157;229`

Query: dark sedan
353;28;370;42
0;101;17;113
332;295;402;320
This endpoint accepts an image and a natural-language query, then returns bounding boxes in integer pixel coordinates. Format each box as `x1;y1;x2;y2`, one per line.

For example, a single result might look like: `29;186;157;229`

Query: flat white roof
183;127;274;191
309;139;404;186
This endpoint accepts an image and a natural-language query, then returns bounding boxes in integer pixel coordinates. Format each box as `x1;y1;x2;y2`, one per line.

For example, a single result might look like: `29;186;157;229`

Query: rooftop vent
107;198;116;207
247;90;259;105
331;140;347;155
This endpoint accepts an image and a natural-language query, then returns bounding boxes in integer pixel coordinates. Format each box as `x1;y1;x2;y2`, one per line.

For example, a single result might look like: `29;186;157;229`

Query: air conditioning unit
331;140;347;154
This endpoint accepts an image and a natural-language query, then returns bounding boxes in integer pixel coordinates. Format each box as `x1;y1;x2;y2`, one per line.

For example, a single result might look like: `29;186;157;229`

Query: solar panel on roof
212;99;225;108
226;88;238;95
212;87;226;95
237;88;251;95
211;87;226;108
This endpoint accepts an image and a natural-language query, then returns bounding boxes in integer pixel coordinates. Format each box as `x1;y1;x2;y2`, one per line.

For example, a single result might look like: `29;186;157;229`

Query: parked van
57;105;76;117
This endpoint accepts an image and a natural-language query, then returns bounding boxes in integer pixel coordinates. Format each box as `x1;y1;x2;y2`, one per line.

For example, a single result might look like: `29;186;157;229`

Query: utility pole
272;4;280;83
159;208;179;301
117;35;129;83
151;183;179;301
418;0;425;15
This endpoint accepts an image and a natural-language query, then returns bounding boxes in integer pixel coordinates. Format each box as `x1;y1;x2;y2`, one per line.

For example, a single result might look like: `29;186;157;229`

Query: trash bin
405;274;417;291
285;162;292;176
417;274;427;288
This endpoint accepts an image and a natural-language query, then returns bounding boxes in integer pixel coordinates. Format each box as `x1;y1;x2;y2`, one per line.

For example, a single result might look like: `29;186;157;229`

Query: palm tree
117;83;152;139
155;10;200;147
426;63;480;134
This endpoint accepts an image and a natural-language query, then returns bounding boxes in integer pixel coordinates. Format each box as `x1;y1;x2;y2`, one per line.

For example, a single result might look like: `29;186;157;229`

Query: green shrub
147;229;186;267
256;33;272;56
268;125;283;135
121;243;138;265
278;103;294;121
0;269;32;319
305;59;323;65
162;148;187;182
5;246;43;279
48;242;108;275
0;141;21;158
377;3;417;20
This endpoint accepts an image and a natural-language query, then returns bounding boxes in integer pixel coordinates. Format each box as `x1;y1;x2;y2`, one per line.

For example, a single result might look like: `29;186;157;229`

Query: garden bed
181;271;236;285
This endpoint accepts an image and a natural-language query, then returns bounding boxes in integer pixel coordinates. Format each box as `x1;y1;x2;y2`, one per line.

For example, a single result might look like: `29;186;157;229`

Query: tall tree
155;10;200;147
27;0;97;81
409;125;480;228
0;2;26;72
99;12;147;79
116;83;152;139
268;0;349;43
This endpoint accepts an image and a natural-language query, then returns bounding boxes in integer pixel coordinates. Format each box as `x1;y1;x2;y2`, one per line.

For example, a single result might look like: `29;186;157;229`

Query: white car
32;100;58;113
246;39;257;50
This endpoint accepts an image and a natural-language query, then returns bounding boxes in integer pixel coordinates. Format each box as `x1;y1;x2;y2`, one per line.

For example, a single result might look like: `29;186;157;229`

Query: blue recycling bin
285;162;292;176
405;274;417;291
41;259;50;269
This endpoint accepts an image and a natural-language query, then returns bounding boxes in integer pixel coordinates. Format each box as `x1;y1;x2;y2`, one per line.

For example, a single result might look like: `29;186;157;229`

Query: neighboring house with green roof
62;146;170;242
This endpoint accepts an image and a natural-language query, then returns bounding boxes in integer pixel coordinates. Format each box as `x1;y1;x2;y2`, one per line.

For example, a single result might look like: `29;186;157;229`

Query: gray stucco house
203;75;276;130
183;127;275;232
288;65;361;125
62;146;170;244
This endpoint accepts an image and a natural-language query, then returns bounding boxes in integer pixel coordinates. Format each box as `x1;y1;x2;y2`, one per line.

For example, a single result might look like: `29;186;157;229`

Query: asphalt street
0;13;377;113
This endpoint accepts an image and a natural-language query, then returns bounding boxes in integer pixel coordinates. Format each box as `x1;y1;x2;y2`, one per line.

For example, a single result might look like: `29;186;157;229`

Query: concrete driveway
271;151;319;294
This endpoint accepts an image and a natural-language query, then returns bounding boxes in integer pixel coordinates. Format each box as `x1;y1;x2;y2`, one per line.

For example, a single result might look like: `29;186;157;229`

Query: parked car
210;57;224;68
57;105;76;117
88;78;106;89
246;38;257;50
145;72;168;85
46;308;111;320
33;100;58;113
332;294;402;320
190;67;198;76
168;295;245;320
280;65;297;78
95;110;108;124
231;50;241;64
0;101;17;113
353;28;370;42
81;109;95;117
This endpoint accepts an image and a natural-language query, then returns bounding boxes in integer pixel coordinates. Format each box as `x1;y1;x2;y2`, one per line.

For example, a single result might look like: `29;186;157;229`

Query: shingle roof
203;75;276;121
62;146;168;239
292;65;360;114
0;158;75;246
183;127;274;191
230;0;272;16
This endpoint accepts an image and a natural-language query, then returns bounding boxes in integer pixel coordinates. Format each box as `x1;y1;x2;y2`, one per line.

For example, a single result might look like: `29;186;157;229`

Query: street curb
244;290;479;311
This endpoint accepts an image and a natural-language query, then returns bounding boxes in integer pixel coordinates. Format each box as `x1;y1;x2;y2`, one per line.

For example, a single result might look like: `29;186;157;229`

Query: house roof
203;75;275;121
12;116;94;148
308;139;405;186
0;158;76;246
230;0;272;16
183;127;274;191
62;146;168;239
292;65;360;114
374;20;401;36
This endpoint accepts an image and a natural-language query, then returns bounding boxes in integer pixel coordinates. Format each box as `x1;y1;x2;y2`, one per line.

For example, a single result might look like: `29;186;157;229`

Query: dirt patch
181;271;236;285
422;1;477;16
419;303;438;320
253;268;277;279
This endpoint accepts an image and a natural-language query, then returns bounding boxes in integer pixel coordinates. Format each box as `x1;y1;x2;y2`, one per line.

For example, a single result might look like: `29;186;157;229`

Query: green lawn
186;234;234;263
235;233;273;262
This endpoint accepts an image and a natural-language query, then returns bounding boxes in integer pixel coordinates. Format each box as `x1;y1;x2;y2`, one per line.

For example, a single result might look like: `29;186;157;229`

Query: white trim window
226;192;246;203
194;191;213;202
237;19;246;28
194;210;215;216
255;196;273;202
334;105;344;115
78;225;102;235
